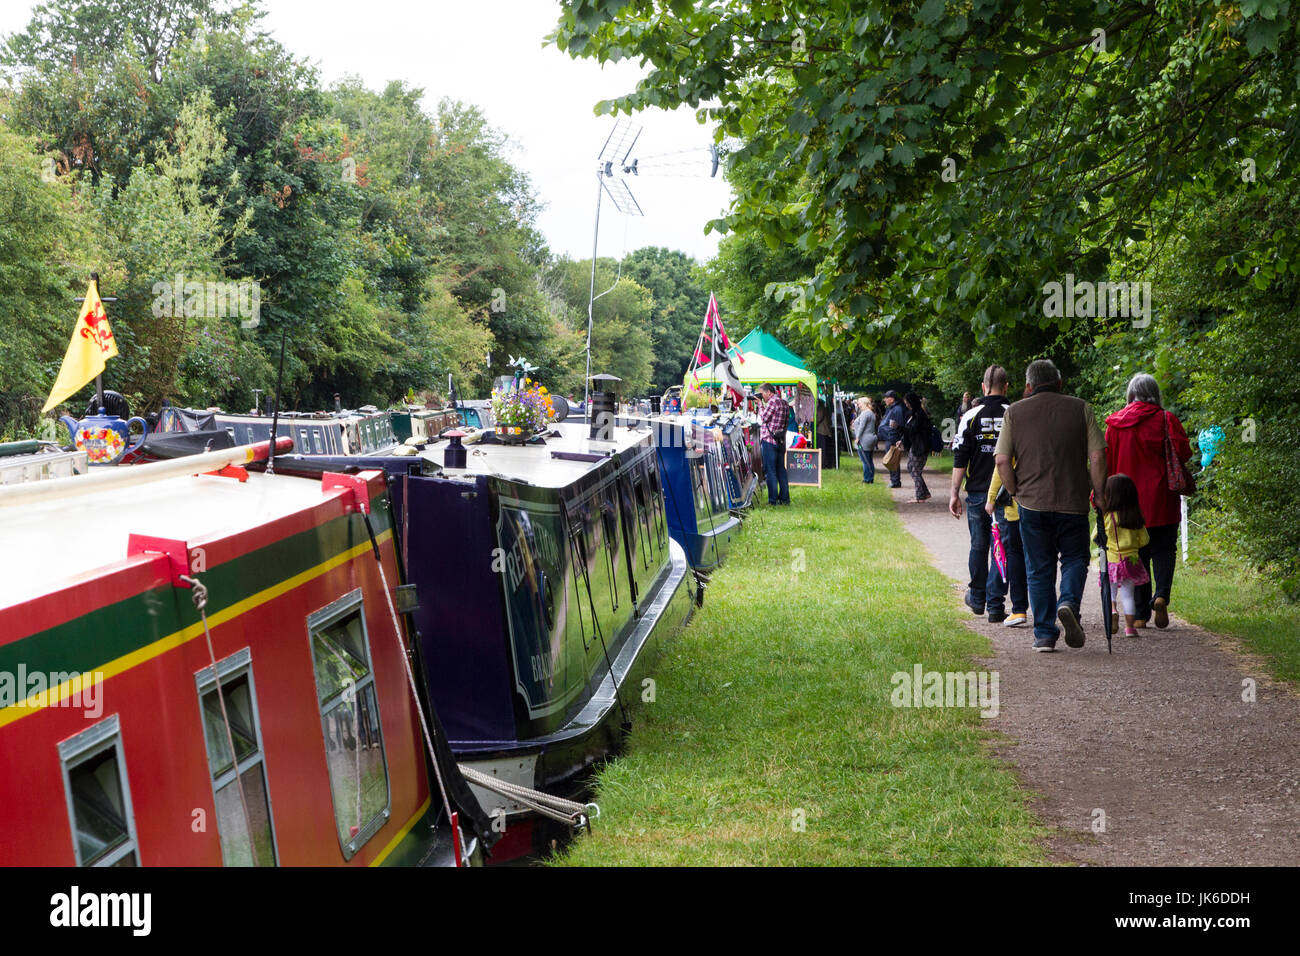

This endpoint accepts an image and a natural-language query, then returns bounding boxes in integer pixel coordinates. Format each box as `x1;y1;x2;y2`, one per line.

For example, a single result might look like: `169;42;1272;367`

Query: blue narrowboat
272;421;694;859
629;411;759;570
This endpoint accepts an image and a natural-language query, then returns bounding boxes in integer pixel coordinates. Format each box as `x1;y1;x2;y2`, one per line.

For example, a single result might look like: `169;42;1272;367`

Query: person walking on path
1099;473;1151;639
994;359;1108;652
898;392;933;503
877;390;907;488
985;459;1029;628
948;365;1026;624
1104;373;1193;629
758;382;791;506
852;396;878;483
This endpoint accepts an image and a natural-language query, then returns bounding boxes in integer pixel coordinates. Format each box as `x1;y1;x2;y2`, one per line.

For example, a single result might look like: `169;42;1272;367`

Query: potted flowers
490;359;554;443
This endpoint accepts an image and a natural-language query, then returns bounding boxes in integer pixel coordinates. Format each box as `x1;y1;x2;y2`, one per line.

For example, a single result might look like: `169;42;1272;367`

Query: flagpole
709;304;716;402
584;173;603;412
689;323;706;380
90;273;105;411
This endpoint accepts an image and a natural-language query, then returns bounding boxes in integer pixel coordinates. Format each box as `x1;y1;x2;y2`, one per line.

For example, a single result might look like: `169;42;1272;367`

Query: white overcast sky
0;0;733;263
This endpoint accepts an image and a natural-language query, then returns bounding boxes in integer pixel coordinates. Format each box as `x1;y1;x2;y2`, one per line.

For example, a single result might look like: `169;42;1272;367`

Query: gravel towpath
884;454;1299;864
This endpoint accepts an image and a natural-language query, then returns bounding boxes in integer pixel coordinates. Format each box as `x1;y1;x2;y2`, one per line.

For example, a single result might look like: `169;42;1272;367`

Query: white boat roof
0;471;326;608
427;422;652;488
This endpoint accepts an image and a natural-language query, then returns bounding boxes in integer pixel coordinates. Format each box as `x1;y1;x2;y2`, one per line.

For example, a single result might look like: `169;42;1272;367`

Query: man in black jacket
948;365;1025;625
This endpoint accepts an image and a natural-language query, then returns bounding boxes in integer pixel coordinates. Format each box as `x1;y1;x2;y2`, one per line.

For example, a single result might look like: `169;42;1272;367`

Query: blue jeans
965;495;1006;614
857;445;875;482
1017;505;1090;645
761;440;789;504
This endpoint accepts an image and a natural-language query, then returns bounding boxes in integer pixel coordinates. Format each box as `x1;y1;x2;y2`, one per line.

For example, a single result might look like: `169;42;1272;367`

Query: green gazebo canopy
686;327;817;396
730;327;807;370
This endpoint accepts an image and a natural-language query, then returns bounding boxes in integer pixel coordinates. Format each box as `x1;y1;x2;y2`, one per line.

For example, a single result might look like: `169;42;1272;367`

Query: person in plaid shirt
758;383;791;505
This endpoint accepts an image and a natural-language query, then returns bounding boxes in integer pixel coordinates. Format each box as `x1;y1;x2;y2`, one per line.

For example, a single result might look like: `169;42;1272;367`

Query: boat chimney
588;373;621;441
589;391;615;441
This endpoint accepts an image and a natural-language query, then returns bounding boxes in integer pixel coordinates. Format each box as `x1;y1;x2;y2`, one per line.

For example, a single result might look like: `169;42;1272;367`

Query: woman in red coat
1104;373;1193;628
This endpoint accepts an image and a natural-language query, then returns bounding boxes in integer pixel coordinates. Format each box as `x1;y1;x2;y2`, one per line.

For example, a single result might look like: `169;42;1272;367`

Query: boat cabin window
59;715;138;866
196;649;277;866
306;589;391;860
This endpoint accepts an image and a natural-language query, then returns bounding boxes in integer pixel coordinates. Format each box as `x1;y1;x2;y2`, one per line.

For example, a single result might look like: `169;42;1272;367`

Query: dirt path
885;454;1299;865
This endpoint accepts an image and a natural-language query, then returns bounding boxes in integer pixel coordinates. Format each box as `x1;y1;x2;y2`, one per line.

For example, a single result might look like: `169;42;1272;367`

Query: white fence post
1180;496;1189;562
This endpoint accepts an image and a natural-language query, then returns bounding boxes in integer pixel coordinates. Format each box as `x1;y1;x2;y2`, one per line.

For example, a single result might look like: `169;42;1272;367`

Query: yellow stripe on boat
369;796;433;867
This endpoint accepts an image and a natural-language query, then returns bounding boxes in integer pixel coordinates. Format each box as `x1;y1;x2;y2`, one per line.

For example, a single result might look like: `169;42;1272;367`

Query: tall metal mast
584;119;644;410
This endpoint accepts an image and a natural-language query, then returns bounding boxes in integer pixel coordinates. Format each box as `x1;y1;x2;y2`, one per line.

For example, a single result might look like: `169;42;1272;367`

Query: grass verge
1176;550;1300;684
550;467;1050;865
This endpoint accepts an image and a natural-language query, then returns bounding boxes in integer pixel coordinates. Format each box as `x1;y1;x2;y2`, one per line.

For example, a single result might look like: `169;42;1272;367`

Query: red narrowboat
0;442;485;866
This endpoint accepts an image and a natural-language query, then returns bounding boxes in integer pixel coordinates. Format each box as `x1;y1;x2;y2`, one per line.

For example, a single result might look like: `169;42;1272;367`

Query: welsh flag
42;280;118;412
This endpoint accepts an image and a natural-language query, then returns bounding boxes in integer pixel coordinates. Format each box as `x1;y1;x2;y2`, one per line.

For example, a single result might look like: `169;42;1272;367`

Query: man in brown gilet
994;359;1107;652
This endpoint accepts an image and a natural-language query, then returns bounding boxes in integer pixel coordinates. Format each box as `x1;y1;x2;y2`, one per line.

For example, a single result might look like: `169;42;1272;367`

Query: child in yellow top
984;460;1028;628
1100;473;1151;638
985;463;1018;521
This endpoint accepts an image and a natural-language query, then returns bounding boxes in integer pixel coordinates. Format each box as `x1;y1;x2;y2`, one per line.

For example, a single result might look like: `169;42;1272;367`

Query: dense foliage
0;0;711;435
554;0;1300;592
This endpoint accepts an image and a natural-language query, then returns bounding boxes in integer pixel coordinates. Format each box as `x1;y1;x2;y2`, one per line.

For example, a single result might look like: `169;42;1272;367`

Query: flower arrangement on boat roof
490;357;554;433
683;381;711;410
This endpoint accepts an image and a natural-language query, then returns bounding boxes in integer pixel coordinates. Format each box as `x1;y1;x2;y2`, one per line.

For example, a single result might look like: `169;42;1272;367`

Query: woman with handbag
1104;373;1194;628
852;396;878;483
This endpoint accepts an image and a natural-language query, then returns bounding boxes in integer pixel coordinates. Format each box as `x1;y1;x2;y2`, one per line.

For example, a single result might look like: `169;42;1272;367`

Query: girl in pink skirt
1101;473;1151;637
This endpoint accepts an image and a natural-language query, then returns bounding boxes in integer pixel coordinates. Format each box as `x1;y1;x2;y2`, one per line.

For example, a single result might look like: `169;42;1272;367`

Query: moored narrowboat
0;442;488;866
712;411;761;511
390;406;462;444
629;412;756;570
273;419;695;859
119;405;236;464
215;406;399;457
0;441;87;485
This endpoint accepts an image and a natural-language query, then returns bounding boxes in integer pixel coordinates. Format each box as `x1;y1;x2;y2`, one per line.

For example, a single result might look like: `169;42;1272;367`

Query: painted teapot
60;407;147;465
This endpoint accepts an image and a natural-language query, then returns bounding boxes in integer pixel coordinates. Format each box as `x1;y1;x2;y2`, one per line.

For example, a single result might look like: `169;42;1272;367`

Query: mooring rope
456;764;597;829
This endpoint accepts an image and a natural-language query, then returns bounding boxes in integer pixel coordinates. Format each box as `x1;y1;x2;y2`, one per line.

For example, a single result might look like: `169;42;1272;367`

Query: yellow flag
42;280;119;413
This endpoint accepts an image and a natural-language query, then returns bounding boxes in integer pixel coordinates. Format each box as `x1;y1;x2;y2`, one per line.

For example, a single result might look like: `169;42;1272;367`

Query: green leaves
551;0;1300;387
918;0;947;27
1244;16;1285;54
